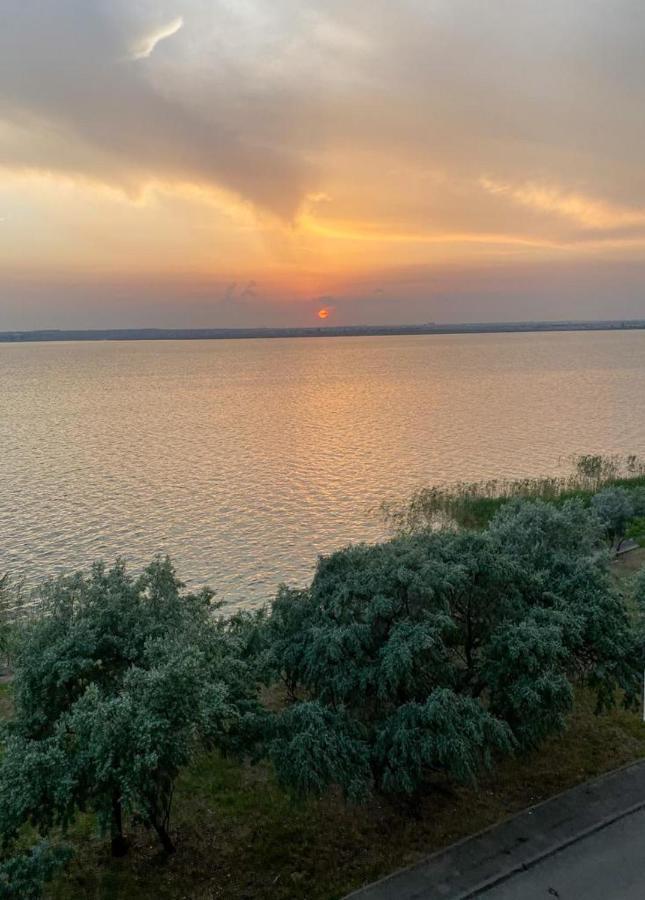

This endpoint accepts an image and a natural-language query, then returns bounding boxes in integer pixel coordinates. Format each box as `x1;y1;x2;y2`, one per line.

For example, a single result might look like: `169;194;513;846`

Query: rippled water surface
2;331;645;607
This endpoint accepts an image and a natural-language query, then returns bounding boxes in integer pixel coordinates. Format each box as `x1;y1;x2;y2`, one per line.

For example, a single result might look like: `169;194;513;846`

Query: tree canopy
0;491;642;894
264;499;640;801
0;556;262;875
591;487;635;551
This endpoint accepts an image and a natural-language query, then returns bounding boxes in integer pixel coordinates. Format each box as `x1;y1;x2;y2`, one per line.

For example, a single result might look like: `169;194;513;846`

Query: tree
591;487;635;551
265;500;639;802
486;499;639;710
0;557;262;860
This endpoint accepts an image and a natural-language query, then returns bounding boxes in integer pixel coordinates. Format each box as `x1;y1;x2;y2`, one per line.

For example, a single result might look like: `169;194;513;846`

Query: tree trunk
110;794;129;857
153;820;176;855
148;780;176;854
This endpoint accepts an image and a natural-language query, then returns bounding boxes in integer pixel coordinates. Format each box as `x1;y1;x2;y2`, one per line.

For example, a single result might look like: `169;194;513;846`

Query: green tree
487;499;639;711
265;500;638;802
0;557;261;861
591;487;635;551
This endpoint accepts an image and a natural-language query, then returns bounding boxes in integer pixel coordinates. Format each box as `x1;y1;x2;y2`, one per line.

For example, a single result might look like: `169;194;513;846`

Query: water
2;331;645;608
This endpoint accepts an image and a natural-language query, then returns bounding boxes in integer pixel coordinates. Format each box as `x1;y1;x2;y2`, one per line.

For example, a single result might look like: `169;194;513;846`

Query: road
482;807;645;899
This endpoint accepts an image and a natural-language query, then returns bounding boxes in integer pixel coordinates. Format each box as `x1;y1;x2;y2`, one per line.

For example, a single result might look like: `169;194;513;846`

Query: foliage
382;454;645;532
373;689;512;796
626;518;645;547
0;557;262;864
591;487;635;550
483;609;574;748
0;842;71;900
632;566;645;628
265;499;640;801
270;702;371;802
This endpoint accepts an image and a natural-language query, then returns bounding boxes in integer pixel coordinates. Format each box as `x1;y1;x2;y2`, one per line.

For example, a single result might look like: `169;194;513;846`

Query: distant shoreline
2;319;645;343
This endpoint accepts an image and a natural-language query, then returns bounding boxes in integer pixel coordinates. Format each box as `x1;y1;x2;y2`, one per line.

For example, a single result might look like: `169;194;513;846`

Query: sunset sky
3;1;645;328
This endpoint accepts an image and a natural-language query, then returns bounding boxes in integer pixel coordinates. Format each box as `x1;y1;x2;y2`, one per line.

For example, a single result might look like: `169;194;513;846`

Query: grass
45;691;645;900
613;546;645;577
34;551;645;900
382;454;645;532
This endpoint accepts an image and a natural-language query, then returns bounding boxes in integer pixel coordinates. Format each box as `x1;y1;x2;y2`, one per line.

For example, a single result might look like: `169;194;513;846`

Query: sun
318;308;330;319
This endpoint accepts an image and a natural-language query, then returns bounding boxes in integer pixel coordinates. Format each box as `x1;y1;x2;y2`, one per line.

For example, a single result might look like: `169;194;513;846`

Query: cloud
2;0;644;230
0;1;312;216
5;0;645;330
221;280;257;305
129;16;184;60
479;178;645;232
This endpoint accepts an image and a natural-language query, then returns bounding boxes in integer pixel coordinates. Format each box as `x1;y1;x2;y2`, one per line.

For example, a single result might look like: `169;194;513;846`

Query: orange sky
2;2;645;328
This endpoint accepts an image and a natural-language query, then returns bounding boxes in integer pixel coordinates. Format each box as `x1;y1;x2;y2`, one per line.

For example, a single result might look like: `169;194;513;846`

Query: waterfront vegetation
382;453;645;533
2;456;645;898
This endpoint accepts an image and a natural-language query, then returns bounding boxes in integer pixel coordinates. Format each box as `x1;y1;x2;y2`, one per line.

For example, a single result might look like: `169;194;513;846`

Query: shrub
0;842;71;900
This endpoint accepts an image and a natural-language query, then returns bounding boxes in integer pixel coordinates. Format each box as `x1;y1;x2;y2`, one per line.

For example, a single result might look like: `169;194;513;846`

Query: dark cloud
0;1;311;215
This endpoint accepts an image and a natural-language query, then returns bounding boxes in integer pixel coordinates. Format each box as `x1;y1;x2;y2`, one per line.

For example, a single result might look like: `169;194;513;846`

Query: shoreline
2;318;645;343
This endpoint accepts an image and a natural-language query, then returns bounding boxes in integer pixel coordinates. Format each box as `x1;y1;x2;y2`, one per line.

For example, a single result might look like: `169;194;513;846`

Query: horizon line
3;318;645;343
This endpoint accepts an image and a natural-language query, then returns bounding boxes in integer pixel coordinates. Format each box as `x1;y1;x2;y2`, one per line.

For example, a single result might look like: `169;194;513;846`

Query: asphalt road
482;807;645;899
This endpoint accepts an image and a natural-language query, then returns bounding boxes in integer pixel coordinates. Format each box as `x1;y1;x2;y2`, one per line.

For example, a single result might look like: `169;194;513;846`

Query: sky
2;1;645;329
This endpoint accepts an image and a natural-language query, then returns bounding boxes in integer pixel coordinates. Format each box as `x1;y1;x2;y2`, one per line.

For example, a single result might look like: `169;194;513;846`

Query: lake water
2;331;645;608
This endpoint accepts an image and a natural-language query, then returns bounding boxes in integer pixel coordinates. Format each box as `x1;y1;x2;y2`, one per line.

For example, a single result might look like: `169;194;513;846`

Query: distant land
2;319;645;343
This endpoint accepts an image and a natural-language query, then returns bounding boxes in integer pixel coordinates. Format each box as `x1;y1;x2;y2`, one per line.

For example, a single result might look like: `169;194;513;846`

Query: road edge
344;759;645;900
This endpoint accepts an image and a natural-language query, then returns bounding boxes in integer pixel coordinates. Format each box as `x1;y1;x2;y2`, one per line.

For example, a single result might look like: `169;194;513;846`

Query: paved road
482;806;645;899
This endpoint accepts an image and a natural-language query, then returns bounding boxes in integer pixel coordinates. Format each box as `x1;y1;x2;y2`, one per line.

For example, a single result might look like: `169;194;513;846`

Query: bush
0;842;71;900
265;500;639;801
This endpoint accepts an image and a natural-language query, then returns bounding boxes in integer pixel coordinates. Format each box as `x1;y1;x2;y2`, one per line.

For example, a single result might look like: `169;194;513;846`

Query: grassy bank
10;550;636;899
48;689;645;900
